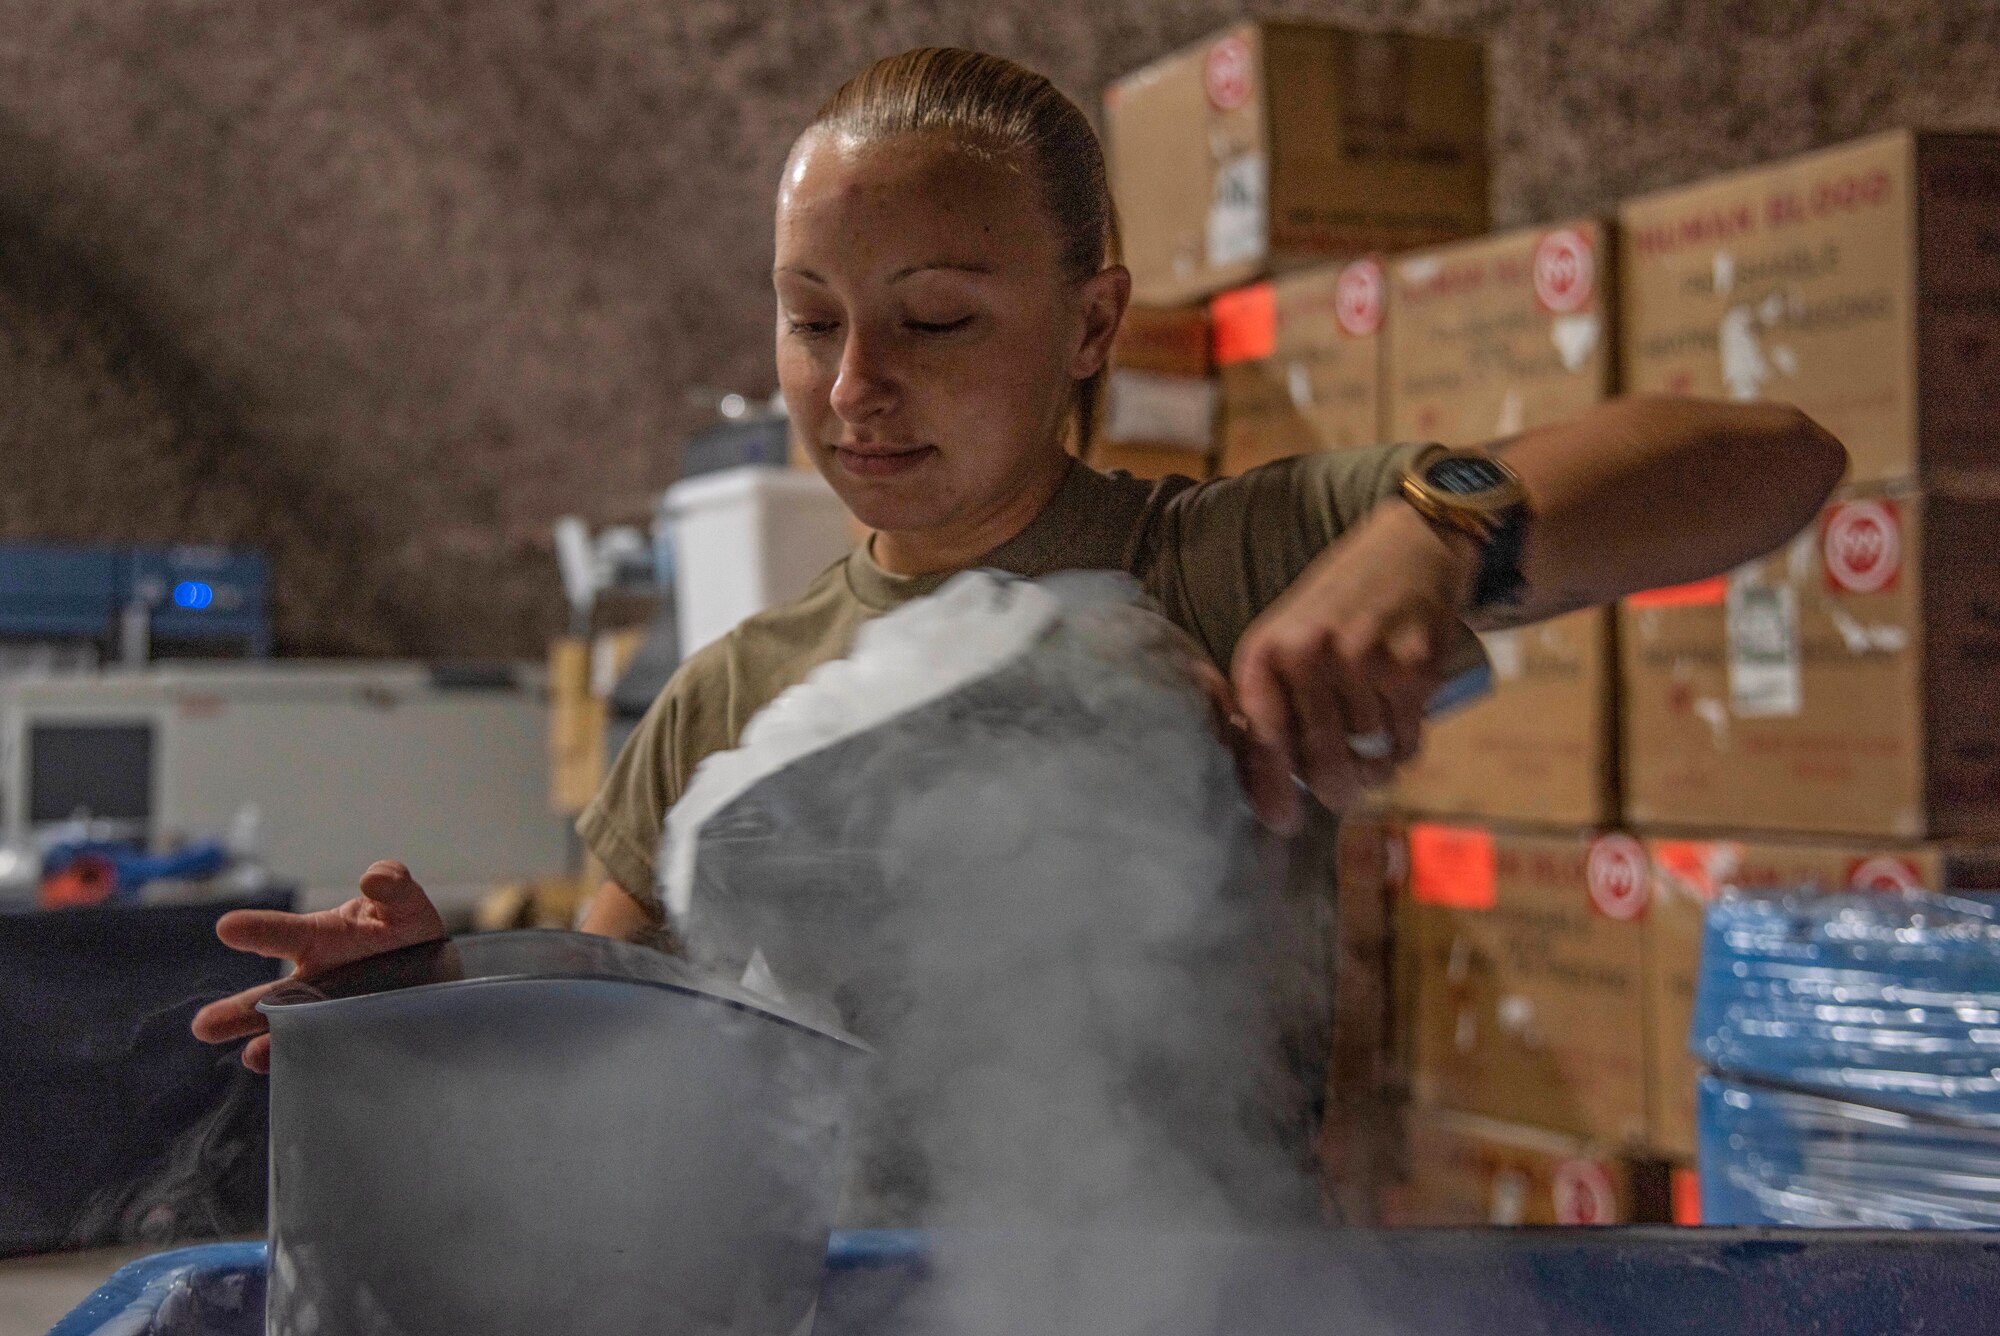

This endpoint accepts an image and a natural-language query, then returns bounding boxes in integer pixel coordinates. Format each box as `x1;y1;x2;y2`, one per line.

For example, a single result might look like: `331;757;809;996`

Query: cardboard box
547;630;645;815
1386;219;1615;443
1381;222;1618;826
548;636;602;815
1112;303;1212;379
1640;832;2000;1160
1406;823;1650;1147
1085;305;1217;480
1386;1107;1634;1225
1392;608;1618;827
1619;129;2000;490
1213;258;1385;476
1620;487;2000;839
1105;22;1488;307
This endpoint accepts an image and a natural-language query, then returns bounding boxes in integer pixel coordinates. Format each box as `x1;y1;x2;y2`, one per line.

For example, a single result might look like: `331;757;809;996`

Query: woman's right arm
578;879;662;941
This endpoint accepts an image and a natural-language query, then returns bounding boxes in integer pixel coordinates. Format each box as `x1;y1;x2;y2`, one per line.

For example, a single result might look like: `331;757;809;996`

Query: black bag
0;892;290;1256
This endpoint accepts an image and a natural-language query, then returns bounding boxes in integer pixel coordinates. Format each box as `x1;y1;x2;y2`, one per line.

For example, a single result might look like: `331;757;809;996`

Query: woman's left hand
1228;500;1479;815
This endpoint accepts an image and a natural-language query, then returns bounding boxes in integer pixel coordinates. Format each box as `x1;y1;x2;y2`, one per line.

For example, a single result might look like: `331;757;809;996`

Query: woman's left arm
1468;394;1848;629
1230;395;1848;815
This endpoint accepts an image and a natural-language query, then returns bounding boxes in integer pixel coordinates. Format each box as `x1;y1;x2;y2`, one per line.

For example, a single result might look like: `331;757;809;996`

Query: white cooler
662;466;853;659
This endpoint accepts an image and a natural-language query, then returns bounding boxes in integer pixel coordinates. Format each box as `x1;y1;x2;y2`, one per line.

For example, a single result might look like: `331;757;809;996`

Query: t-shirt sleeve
574;686;679;918
1144;442;1485;679
574;643;732;916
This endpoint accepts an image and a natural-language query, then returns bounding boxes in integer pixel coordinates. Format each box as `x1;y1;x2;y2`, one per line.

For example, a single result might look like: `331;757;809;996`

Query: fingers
192;977;287;1044
358;860;446;939
1290;651;1395;801
243;1032;273;1075
216;908;318;960
1234;615;1445;813
1235;722;1303;836
1232;638;1297;779
359;860;427;912
1192;655;1304;835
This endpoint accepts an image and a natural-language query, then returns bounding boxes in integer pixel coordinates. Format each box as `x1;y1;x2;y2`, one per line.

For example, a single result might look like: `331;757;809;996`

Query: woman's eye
786;318;839;337
907;316;974;335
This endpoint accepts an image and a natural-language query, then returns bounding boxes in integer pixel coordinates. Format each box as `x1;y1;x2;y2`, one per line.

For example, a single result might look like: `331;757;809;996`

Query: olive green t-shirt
579;443;1470;910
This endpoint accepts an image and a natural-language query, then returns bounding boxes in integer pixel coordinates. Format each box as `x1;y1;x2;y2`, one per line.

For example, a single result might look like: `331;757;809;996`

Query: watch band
1471;506;1529;609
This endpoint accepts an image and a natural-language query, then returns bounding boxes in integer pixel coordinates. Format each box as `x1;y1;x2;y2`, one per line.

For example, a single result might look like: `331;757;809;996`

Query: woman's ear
1071;265;1133;379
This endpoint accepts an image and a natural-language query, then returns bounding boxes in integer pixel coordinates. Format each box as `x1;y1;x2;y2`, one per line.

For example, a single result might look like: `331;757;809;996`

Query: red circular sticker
1847;856;1925;894
1822;500;1902;594
1586;834;1650;921
1204;36;1253;111
1533;228;1595;314
1553;1159;1618;1226
1335;259;1385;337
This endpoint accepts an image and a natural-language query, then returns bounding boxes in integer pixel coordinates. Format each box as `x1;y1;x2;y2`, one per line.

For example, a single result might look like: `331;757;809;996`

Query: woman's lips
831;443;936;479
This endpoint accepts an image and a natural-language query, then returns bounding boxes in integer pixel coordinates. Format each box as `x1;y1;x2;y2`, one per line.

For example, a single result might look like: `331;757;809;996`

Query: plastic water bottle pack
1694;889;2000;1226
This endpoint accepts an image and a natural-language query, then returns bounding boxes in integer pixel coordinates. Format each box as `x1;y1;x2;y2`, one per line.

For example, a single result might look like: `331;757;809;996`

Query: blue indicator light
172;580;215;610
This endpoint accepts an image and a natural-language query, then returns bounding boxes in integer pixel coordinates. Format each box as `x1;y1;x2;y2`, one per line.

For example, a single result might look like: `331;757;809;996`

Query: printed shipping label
1726;580;1803;718
1207;153;1268;269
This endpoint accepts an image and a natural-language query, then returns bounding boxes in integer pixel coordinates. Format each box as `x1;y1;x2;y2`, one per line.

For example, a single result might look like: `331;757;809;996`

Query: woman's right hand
191;860;447;1073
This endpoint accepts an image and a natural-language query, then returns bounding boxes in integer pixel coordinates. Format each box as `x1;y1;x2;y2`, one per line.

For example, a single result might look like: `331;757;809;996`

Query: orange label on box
1625;576;1728;609
1671;1166;1701;1225
1210;282;1277;365
1409;823;1497;910
1652;839;1721;901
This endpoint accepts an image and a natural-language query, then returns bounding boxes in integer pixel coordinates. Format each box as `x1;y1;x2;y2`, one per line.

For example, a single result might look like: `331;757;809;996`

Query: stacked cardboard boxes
1383;220;1620;827
1386;1107;1648;1226
1619;130;2000;840
1377;132;2000;1220
1362;221;1650;1220
1212;258;1386;476
1105;24;2000;1223
1103;17;1488;490
1105;22;1488;308
1087;305;1218;480
1616;128;2000;1194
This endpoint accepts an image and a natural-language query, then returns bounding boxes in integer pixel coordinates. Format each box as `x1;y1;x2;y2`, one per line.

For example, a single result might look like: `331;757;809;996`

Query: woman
195;48;1845;1070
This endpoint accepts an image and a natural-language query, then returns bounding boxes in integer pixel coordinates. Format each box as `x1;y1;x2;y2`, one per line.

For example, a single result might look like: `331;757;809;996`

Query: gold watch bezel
1399;447;1529;540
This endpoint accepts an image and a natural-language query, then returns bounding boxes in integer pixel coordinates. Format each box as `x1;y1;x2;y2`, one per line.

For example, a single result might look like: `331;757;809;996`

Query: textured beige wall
3;1;1995;655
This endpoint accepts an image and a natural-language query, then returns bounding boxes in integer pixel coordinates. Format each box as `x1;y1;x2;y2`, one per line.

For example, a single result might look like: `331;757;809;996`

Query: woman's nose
829;331;898;424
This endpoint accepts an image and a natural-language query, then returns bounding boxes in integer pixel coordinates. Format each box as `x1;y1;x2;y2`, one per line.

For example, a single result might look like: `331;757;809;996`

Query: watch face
1426;453;1511;496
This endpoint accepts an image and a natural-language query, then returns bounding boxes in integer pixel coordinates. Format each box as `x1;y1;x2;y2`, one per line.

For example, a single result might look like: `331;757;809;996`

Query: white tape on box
1102;370;1218;450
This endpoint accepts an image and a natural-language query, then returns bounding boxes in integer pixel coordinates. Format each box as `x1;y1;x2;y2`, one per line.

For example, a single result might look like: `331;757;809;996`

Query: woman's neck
870;455;1074;576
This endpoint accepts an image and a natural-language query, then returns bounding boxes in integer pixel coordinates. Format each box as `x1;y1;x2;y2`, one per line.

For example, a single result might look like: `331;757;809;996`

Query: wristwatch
1399;446;1532;610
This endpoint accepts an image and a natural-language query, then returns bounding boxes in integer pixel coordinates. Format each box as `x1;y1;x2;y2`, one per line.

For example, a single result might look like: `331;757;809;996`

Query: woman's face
774;130;1124;541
